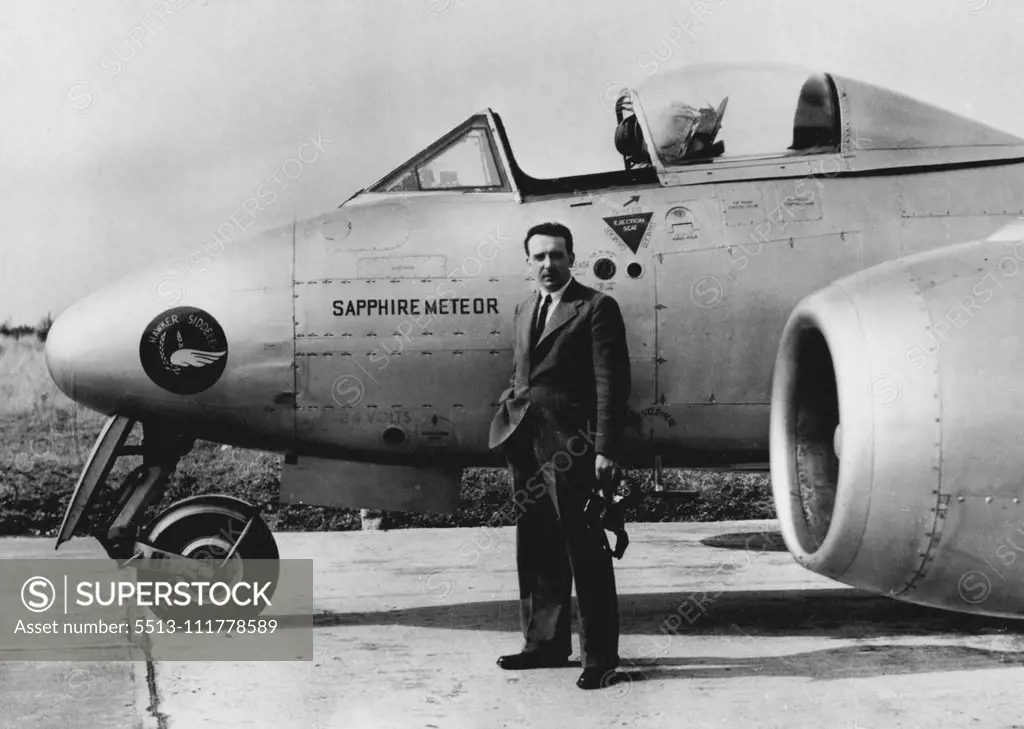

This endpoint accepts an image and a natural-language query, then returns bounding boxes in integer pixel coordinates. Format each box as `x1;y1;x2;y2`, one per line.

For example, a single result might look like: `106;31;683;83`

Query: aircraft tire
137;505;279;622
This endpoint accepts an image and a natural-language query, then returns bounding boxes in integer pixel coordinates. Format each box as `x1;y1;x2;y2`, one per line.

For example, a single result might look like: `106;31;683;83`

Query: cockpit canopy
616;64;839;168
360;63;1022;201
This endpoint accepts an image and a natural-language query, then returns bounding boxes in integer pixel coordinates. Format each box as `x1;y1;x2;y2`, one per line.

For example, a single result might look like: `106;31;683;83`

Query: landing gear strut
57;415;279;617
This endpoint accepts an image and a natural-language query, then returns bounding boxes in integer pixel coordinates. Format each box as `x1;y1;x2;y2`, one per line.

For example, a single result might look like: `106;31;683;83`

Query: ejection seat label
603;212;653;254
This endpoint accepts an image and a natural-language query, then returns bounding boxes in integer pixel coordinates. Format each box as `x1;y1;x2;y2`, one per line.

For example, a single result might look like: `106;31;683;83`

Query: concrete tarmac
3;520;1024;728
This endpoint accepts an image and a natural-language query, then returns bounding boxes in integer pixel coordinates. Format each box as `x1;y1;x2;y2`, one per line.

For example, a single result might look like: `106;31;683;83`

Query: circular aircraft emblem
139;306;228;395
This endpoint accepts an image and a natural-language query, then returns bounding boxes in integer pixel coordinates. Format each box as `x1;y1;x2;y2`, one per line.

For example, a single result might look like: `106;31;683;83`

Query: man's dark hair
523;222;574;257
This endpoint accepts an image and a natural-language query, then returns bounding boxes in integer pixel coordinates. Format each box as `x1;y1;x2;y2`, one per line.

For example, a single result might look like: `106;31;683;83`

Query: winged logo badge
140;306;230;394
170;349;228;368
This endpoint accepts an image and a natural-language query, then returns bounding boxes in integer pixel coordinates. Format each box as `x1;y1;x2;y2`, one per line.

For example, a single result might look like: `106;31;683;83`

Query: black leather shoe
576;666;620;690
497;652;571;670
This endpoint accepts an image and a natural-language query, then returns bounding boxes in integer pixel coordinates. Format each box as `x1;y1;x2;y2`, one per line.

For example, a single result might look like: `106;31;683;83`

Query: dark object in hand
584;482;630;560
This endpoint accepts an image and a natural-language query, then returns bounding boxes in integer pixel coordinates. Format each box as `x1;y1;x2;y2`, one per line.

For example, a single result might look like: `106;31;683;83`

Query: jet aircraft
44;63;1024;619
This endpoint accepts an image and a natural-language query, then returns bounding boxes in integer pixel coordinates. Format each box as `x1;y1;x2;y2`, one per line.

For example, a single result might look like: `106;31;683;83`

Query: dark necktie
531;293;551;349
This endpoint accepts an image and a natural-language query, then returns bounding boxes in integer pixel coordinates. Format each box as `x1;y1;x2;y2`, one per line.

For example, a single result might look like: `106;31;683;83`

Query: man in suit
488;221;631;690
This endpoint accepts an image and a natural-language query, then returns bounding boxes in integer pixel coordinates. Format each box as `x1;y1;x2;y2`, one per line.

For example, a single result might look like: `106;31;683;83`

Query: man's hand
595;453;619;492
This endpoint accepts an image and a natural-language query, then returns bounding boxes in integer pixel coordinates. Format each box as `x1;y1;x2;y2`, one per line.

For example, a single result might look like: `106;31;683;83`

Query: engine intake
771;234;1024;617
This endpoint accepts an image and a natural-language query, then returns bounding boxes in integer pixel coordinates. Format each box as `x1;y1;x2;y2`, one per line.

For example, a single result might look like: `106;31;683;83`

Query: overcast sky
1;0;1021;325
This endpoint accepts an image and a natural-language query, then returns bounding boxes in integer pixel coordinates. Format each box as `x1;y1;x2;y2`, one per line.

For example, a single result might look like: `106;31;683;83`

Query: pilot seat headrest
791;74;838;150
615;115;649;163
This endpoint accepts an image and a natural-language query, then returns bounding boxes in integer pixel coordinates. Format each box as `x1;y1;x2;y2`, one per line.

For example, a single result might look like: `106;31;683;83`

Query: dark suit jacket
488;278;631;464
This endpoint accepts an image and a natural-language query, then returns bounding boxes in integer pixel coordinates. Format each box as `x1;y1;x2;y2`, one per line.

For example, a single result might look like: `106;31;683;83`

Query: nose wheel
138;501;280;621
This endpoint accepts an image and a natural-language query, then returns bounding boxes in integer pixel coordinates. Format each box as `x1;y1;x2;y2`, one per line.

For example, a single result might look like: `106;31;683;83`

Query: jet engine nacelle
771;228;1024;617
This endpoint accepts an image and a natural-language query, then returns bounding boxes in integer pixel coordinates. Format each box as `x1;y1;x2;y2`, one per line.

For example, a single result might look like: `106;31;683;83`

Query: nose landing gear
56;415;279;618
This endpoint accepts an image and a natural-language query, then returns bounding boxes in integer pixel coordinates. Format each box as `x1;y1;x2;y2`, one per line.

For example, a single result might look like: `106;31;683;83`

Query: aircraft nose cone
43;284;141;414
44;303;84;402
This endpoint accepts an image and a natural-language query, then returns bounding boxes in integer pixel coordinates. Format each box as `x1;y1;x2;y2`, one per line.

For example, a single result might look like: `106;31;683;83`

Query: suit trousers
504;413;620;669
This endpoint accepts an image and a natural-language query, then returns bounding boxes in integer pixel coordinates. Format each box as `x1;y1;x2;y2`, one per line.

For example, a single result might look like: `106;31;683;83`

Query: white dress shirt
537;275;573;331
